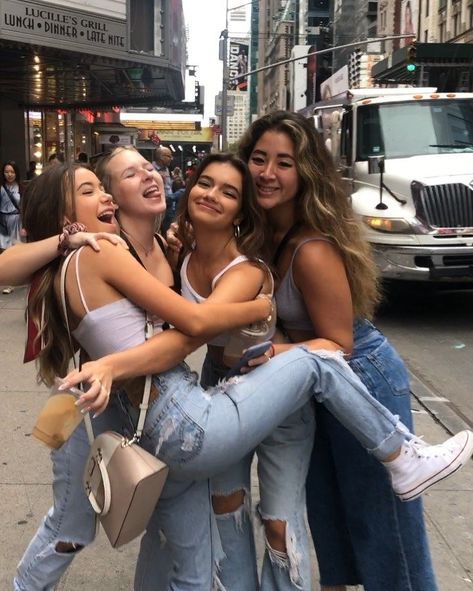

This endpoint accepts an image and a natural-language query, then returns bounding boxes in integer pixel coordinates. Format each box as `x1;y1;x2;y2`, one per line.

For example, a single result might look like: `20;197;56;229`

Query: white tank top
180;252;248;347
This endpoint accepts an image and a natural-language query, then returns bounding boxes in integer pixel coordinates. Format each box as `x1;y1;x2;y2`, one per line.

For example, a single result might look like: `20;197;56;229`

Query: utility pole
219;25;229;150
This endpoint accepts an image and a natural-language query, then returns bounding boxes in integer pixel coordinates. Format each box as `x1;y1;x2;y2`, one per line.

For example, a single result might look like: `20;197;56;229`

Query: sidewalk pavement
0;286;472;590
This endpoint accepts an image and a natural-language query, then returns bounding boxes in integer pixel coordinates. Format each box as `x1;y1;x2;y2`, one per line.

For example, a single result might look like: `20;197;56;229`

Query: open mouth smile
143;185;161;199
97;209;116;224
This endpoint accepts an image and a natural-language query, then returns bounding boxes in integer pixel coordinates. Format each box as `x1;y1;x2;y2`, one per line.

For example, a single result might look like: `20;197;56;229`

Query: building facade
0;0;186;172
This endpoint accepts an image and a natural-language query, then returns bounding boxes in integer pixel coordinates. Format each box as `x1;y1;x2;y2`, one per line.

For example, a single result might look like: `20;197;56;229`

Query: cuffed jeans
14;398;128;591
134;346;408;590
307;320;438;590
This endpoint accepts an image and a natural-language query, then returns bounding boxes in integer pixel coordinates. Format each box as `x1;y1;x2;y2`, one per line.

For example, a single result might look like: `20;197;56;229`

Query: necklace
121;228;155;257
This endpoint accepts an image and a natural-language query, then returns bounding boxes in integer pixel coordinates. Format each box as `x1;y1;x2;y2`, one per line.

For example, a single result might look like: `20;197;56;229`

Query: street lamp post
220;24;229;150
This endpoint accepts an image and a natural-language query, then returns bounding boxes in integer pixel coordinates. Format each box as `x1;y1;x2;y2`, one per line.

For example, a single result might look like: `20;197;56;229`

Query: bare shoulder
293;237;343;269
222;259;265;285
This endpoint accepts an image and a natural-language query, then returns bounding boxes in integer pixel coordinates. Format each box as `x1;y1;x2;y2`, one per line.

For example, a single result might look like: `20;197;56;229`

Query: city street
377;283;473;434
0;284;472;590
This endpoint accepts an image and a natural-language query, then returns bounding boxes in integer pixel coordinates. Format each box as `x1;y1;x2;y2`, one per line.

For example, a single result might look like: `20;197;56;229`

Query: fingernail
58;383;67;391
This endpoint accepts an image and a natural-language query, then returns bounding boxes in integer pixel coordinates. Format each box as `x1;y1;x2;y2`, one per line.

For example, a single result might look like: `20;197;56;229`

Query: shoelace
404;436;428;458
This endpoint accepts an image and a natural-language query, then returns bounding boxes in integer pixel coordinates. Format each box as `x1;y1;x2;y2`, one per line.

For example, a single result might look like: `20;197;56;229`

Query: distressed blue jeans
203;354;316;591
133;346;408;590
14;398;127;591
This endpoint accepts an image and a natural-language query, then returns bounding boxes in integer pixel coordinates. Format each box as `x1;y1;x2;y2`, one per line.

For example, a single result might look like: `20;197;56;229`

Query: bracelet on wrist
58;222;87;256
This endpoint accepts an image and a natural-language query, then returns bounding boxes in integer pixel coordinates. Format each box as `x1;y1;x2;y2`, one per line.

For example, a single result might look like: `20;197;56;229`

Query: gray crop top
180;252;248;347
275;237;331;332
69;248;164;359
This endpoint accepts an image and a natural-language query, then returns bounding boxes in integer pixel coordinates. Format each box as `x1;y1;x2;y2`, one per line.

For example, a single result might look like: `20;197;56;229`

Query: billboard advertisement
228;41;249;91
400;0;418;47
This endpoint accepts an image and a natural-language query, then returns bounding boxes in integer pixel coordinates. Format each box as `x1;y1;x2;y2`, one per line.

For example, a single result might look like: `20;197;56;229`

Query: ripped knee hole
55;541;83;554
212;489;245;514
263;518;287;553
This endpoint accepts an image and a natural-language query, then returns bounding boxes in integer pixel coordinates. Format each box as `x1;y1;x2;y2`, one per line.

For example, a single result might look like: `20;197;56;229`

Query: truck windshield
357;99;473;160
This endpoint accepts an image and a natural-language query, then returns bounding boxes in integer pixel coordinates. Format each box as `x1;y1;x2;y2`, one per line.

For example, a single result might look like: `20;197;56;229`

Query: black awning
0;40;184;109
372;43;473;85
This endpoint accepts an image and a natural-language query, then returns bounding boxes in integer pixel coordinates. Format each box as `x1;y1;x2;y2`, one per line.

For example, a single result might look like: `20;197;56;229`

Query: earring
234;224;241;238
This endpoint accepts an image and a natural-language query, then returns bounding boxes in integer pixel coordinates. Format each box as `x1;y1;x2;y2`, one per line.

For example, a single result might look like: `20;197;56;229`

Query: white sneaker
386;430;473;502
2;286;13;294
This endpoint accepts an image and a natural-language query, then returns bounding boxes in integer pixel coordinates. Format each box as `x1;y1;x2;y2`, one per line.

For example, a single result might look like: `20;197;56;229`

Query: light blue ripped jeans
14;397;128;591
132;346;408;591
202;354;316;591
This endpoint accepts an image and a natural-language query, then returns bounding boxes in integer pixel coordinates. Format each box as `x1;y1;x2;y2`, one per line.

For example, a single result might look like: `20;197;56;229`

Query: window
129;0;154;53
356;101;473;161
425;0;429;17
424;29;428;41
453;13;459;37
439;21;445;42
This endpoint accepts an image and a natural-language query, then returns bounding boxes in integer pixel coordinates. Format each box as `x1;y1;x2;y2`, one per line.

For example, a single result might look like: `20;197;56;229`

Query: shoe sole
397;431;473;502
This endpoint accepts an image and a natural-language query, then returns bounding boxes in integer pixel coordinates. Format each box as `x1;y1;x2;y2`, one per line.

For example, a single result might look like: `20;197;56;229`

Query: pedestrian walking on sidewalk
1;160;23;294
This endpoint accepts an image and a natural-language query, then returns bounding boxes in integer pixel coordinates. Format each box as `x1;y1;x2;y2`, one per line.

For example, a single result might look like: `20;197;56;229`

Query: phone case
226;341;272;378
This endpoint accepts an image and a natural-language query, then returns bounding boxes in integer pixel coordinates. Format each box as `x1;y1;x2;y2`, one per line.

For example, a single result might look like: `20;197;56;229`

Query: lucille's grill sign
1;0;126;50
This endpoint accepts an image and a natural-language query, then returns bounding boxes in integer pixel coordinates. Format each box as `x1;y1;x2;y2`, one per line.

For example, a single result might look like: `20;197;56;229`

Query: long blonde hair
238;111;381;319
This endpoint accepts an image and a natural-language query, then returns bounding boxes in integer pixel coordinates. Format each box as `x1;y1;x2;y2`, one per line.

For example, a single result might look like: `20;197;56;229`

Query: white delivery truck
312;87;473;281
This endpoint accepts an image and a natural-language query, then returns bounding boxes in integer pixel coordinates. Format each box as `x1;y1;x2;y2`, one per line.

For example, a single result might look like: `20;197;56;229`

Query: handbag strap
59;249;153;445
1;184;20;213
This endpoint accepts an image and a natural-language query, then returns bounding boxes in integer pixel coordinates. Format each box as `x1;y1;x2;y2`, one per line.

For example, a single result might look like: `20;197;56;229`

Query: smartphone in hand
226;341;273;379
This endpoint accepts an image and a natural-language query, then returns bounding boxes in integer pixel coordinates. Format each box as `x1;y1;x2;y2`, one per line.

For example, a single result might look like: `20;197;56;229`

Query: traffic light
406;41;417;73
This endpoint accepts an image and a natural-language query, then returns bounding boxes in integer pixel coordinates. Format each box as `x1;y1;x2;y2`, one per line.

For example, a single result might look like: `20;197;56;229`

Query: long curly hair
21;163;84;385
174;152;266;259
238;111;381;319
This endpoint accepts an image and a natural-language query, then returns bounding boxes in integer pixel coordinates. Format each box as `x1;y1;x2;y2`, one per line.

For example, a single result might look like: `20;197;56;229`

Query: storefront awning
0;40;184;109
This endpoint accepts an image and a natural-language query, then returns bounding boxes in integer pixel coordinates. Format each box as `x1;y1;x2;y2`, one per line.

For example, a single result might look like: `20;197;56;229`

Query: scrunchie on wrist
58;222;87;256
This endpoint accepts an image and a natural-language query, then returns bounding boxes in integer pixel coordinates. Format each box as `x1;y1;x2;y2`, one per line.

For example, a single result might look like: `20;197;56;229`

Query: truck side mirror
368;155;385;174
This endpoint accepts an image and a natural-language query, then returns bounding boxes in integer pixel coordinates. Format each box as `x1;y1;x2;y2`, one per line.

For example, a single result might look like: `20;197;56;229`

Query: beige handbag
83;410;168;548
60;251;168;548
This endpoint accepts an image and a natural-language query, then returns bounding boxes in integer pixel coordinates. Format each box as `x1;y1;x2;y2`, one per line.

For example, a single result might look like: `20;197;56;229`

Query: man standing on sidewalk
153;146;174;233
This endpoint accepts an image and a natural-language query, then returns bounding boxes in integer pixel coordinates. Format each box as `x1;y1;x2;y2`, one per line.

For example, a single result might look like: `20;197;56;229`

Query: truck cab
313;88;473;281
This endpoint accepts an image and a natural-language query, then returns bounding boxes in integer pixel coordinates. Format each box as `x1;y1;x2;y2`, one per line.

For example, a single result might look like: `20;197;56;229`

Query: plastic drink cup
32;378;84;449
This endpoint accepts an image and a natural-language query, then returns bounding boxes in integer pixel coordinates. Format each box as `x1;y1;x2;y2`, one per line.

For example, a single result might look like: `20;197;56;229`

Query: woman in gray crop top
18;156;472;591
231;111;439;591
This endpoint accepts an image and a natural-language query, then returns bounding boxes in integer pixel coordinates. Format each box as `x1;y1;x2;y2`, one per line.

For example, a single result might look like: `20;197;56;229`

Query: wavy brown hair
21;163;84;385
238;111;381;319
174;152;266;259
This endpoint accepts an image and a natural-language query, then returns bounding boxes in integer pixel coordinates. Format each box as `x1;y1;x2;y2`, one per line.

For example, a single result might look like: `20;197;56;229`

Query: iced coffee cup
32;378;84;449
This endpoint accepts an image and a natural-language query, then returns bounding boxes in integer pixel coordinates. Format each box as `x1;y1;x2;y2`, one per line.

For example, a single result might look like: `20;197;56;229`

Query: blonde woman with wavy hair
218;111;436;591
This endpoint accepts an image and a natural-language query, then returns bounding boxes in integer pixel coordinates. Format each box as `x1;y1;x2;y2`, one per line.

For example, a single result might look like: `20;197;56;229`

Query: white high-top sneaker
384;430;473;502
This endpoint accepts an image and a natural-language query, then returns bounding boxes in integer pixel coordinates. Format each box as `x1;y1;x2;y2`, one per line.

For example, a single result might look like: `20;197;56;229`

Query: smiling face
3;164;16;184
187;161;243;231
247;130;300;213
106;149;165;219
71;167;118;233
